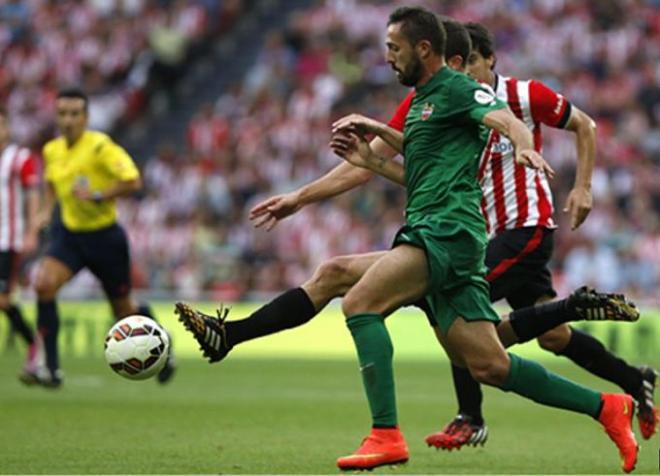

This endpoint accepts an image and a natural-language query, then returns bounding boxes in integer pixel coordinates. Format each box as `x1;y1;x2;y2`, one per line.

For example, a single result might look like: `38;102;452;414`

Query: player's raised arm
562;106;596;229
481;108;555;179
249;137;400;231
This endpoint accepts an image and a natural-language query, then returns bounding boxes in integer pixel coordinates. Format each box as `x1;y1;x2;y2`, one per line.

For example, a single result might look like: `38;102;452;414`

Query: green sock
346;313;397;427
502;353;602;418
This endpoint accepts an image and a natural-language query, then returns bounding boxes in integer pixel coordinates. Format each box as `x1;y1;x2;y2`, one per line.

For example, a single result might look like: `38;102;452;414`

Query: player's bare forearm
350;136;403;187
301;135;402;204
563;106;596;228
372;123;404;153
361;154;405;186
25;188;40;232
298;162;373;206
102;178;142;200
35;183;56;229
332;114;404;153
566;107;596;190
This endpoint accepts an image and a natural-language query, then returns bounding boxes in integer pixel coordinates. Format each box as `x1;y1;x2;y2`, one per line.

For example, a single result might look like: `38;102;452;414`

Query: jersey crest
421;103;434;121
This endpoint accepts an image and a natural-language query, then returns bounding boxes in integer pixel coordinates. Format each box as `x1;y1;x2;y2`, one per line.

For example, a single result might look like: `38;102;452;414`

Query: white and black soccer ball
104;315;170;380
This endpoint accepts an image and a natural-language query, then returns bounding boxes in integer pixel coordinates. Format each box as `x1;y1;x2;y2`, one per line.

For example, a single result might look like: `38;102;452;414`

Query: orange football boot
337;427;409;471
598;393;638;473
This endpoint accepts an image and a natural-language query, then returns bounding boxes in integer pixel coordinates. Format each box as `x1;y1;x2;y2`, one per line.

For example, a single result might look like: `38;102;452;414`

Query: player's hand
330;131;375;170
564;186;592;230
33;211;51;231
515;149;555;179
248;192;302;231
21;229;39;255
332;113;383;136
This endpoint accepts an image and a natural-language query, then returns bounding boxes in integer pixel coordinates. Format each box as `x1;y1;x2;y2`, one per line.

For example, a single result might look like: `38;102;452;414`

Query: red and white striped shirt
0;144;39;251
388;73;572;238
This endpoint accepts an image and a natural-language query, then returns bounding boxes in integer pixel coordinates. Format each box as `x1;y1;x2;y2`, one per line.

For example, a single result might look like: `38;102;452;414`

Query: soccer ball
104;315;170;380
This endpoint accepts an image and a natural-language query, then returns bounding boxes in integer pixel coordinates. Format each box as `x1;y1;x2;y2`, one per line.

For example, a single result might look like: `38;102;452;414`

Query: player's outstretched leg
336;427;409;471
175;288;318;363
425;414;488;451
175;255;381;363
507;287;640;345
450;319;638;473
426;287;638;451
635;366;659;440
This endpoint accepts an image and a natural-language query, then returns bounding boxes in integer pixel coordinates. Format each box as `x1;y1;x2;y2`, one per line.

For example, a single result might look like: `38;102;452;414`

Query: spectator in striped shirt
0;108;40;379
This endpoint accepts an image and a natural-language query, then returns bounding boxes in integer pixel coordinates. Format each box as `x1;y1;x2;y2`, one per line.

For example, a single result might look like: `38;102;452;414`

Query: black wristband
91;191;104;203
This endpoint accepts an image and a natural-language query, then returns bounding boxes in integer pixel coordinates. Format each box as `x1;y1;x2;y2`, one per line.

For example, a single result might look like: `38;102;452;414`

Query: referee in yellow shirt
26;88;175;387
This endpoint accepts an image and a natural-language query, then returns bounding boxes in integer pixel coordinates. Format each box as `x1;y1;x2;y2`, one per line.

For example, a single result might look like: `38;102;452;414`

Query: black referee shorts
486;226;557;310
46;222;132;298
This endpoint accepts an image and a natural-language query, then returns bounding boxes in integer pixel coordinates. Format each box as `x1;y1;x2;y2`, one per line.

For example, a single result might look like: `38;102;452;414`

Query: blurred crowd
0;0;237;146
6;0;659;303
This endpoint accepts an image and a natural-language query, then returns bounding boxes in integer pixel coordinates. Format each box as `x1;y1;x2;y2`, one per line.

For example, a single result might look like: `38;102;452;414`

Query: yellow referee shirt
43;130;140;232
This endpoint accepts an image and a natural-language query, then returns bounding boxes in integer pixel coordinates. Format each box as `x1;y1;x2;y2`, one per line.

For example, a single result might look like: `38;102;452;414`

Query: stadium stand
7;0;659;302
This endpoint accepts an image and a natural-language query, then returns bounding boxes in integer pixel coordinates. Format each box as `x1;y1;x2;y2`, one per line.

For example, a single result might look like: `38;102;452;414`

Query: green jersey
403;67;506;239
395;67;507;333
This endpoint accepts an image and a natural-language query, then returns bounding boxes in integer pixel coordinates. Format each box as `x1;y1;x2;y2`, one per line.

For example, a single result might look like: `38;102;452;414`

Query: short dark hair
439;18;471;63
388;6;446;56
57;87;89;111
464;22;495;60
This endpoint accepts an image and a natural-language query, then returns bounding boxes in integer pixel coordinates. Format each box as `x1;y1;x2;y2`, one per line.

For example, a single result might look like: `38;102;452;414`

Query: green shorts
393;221;500;334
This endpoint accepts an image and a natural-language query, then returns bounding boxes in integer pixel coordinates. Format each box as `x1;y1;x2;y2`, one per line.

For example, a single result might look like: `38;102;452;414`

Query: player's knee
467;356;509;386
0;294;10;310
315;257;351;292
34;277;58;300
537;325;571;354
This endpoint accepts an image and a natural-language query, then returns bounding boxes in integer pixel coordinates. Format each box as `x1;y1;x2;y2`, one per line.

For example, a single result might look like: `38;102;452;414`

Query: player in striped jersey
0;109;41;378
425;21;658;449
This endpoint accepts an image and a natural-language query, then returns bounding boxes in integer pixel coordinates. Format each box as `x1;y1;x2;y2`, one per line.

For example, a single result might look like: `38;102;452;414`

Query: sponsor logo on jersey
421;103;434;121
474;88;496;105
492;140;514;154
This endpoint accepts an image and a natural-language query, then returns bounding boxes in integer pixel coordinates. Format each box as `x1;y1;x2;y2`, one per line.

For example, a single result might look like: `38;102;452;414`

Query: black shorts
486;226;556;310
0;250;19;294
46;222;132;298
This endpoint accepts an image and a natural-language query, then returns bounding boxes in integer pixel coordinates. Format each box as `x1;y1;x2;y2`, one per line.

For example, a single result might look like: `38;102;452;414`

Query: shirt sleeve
98;139;140;181
387;91;415;132
450;74;508;124
529;80;572;128
19;151;39;187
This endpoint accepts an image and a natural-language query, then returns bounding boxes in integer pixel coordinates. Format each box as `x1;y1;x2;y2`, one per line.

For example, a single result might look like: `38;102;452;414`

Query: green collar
416;66;449;94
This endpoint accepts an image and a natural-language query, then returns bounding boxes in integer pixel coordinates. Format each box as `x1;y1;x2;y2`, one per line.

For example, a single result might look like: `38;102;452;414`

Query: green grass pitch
0;301;658;474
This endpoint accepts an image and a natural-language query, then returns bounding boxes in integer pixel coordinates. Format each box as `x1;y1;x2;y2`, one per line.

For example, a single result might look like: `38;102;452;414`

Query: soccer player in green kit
329;7;637;472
